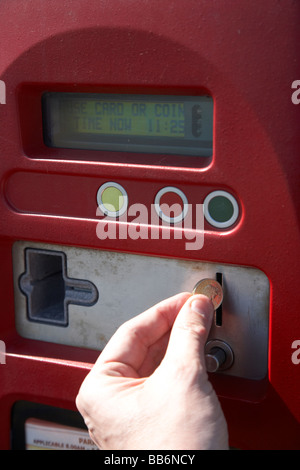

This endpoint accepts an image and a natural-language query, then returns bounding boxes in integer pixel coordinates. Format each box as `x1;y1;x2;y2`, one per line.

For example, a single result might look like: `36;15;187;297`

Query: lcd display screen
42;93;213;157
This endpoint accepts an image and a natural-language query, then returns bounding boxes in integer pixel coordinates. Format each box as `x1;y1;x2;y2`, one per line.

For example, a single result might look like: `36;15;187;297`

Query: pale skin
76;292;229;450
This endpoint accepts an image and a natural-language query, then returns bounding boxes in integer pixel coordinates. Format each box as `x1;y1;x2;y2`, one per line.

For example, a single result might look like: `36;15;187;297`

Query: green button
208;195;234;223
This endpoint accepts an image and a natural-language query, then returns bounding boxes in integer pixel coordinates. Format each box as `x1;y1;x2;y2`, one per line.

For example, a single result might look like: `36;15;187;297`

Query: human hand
76;292;229;450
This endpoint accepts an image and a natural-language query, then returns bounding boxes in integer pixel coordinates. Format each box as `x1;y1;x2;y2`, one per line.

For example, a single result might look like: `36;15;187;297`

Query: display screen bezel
42;92;213;158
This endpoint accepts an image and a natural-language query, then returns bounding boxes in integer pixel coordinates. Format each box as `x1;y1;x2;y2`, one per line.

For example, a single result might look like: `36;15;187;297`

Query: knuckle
177;320;207;339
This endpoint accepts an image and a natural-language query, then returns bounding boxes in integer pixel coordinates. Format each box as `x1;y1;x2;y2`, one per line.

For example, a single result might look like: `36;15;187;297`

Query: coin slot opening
215;272;223;326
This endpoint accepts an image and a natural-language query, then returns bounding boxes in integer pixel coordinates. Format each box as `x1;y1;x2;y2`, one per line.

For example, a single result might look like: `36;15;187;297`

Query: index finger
95;292;191;373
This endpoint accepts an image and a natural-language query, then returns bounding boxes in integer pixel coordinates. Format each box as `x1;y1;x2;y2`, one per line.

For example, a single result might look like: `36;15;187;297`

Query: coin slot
215;272;223;326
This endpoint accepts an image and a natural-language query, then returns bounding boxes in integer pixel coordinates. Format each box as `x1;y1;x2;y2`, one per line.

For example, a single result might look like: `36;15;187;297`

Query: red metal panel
0;0;299;449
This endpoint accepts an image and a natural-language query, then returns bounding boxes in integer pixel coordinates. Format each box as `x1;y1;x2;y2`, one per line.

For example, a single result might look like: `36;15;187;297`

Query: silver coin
192;278;223;310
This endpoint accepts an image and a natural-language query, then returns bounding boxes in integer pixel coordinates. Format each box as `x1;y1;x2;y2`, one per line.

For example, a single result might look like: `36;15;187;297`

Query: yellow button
97;182;128;217
101;186;124;213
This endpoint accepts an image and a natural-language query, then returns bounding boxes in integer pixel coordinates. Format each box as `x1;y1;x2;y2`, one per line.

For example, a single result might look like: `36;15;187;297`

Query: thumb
161;294;214;376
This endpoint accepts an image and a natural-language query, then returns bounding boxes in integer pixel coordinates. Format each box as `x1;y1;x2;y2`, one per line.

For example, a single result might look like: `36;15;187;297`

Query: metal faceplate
13;241;270;380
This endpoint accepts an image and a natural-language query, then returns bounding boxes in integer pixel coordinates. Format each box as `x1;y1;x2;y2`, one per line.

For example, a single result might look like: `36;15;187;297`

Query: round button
203;190;239;228
155;187;188;224
205;340;234;372
97;182;128;217
205;347;227;373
